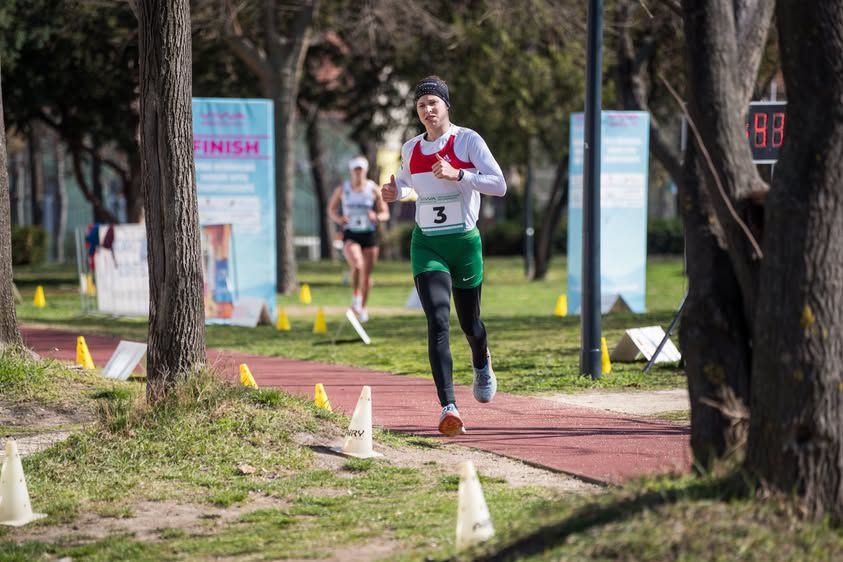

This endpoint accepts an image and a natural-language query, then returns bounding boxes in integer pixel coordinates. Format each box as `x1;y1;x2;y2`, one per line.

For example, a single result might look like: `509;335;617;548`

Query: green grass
14;257;687;394
2;346;840;562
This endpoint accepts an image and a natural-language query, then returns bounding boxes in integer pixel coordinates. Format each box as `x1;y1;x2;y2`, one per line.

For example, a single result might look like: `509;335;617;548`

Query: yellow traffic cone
33;286;46;308
314;383;332;411
299;283;312;304
601;337;612;375
275;307;291;331
333;386;382;458
239;364;258;388
554;294;567;317
0;440;47;526
76;336;95;369
86;273;96;297
313;306;327;334
455;460;495;550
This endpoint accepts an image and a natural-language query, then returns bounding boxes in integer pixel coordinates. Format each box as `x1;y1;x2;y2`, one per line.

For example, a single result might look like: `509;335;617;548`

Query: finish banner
193;98;277;326
567;111;650;314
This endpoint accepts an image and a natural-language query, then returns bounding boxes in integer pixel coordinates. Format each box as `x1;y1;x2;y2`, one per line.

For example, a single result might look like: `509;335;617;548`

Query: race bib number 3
417;193;465;235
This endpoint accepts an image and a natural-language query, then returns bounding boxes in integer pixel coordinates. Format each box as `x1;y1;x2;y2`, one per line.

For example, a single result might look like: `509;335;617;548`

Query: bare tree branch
70;147;119;224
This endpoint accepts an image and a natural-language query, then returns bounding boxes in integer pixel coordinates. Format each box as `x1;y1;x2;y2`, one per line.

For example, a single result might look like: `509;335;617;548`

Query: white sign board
102;341;148;380
95;225;149;317
345;309;371;345
229;296;272;327
610;326;681;363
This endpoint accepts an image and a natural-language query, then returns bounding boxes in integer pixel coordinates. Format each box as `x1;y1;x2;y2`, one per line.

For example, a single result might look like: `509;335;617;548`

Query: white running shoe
472;351;497;403
357;308;369;323
438;403;466;436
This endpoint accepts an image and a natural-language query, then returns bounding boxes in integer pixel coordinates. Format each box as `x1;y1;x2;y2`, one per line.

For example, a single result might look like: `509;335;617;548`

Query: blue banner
192;98;276;325
567;111;650;314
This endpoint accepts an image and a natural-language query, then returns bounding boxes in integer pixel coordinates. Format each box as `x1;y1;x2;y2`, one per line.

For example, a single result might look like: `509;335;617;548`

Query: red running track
21;326;691;485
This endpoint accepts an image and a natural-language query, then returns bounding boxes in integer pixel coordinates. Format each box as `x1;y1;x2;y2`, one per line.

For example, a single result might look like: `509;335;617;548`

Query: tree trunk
138;0;205;402
90;143;109;223
534;158;567;280
126;152;144;223
27;127;44;226
680;0;773;468
748;0;843;522
305;114;333;259
0;63;22;347
679;142;752;467
54;142;67;262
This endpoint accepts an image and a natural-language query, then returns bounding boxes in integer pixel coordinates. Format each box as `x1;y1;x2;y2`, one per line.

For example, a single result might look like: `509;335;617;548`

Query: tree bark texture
682;0;770;319
138;0;205;401
680;0;773;467
748;0;843;521
0;63;22;347
679;143;752;467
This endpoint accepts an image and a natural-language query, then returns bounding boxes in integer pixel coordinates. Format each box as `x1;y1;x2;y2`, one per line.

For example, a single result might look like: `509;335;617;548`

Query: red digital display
746;102;786;162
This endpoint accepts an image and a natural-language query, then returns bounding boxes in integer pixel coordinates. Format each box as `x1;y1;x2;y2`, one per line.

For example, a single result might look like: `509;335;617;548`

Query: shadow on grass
448;471;752;562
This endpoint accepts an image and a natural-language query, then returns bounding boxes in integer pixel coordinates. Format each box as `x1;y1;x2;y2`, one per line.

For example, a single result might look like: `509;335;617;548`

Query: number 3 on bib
418;193;465;235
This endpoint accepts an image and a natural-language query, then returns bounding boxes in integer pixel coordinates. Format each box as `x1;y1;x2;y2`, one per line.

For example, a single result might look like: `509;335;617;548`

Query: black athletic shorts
343;230;378;248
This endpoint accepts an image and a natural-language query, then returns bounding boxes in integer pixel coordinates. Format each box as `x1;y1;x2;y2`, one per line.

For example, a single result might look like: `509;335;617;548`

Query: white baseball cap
348;156;369;170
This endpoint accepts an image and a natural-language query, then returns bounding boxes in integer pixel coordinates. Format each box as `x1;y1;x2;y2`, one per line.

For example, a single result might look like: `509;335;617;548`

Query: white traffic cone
455;460;494;550
333;385;382;459
0;440;47;526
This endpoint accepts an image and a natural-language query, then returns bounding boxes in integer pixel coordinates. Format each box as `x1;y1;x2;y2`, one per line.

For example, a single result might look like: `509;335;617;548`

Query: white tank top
342;180;377;233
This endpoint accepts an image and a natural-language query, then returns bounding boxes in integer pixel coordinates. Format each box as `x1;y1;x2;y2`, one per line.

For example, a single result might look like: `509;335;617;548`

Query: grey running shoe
438;403;466;436
472;352;497;403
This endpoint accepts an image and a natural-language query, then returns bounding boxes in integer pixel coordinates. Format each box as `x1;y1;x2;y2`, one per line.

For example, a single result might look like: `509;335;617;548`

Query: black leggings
414;270;488;407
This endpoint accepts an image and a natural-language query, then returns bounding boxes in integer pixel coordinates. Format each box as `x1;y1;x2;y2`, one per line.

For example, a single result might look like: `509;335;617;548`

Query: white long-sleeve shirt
395;125;506;234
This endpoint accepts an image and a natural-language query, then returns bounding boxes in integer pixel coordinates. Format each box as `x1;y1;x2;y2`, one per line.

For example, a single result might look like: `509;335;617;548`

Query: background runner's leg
415;270;456;406
453;284;488;368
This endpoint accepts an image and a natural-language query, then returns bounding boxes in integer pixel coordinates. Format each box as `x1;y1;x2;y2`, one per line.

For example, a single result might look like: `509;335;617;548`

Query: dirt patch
542;389;689;418
11;494;291;545
295;430;598;494
0;400;92;430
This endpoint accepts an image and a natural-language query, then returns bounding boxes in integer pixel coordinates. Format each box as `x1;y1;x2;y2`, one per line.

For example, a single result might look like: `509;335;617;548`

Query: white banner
95;224;149;317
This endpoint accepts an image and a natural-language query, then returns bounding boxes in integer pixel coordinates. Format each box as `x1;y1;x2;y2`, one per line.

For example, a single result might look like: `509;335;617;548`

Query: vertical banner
567;111;650;314
193;99;277;325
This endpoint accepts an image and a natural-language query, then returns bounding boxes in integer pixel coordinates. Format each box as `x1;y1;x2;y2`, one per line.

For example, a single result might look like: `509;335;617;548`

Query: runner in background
328;156;390;323
381;76;507;436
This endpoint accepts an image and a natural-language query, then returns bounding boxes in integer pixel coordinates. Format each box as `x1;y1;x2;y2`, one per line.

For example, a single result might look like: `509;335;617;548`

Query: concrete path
21;326;691;485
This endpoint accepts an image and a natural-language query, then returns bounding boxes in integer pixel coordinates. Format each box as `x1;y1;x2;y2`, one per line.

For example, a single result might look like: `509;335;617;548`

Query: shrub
648;218;684;255
11;225;47;265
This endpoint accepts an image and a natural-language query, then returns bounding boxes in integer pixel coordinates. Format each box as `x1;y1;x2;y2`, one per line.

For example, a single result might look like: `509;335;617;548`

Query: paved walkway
21;326;691;485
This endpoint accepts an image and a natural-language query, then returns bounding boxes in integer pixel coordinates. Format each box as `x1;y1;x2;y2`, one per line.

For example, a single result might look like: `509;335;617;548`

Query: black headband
414;79;450;108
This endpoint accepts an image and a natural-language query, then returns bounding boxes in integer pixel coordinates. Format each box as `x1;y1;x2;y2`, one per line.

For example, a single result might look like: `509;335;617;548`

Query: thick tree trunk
534;158;567;280
138;0;205;402
0;63;22;347
748;0;843;521
679;143;752;467
273;74;299;292
305;115;333;259
90;144;110;223
680;0;773;468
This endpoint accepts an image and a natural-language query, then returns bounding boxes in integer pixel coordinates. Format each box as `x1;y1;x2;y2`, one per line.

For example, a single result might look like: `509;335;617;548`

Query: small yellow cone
299;283;312;304
554;294;567;317
85;273;96;297
275;307;291;331
313;306;327;334
601;337;612;375
76;336;95;369
314;383;332;411
239;363;258;388
33;286;46;308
